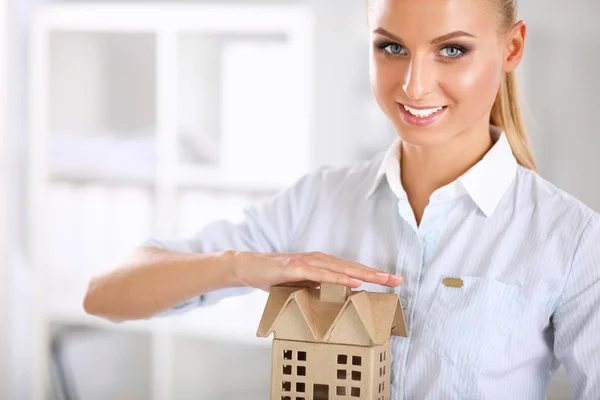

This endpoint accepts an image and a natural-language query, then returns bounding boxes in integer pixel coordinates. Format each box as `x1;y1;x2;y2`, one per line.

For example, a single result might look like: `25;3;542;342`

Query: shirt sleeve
142;167;326;315
552;213;600;399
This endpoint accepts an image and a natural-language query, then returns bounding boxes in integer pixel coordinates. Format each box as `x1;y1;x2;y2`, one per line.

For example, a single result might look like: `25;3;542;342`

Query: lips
398;103;447;127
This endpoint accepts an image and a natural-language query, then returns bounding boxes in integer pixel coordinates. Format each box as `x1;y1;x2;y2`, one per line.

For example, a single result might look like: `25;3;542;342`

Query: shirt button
423;233;435;244
400;296;408;309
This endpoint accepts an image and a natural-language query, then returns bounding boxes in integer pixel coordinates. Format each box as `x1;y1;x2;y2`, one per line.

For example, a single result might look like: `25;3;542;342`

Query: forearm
83;247;241;322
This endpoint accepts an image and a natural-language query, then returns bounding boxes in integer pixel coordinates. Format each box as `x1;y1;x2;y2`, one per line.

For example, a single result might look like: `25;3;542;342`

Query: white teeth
403;105;444;118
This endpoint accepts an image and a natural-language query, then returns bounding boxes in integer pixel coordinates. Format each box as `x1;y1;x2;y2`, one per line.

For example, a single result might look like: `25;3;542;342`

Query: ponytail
491;0;536;171
490;70;537;171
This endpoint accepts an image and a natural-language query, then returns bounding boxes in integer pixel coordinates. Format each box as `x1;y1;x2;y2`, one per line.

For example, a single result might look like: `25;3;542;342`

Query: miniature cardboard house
257;283;408;400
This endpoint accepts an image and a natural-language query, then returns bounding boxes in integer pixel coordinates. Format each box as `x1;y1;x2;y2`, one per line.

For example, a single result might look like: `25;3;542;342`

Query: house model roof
257;283;408;346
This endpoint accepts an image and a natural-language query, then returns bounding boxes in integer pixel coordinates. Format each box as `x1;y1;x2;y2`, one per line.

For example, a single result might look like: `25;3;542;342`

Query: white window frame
0;0;13;398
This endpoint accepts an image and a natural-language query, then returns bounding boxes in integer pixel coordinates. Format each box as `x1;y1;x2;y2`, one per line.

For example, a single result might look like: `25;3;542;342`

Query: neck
400;122;494;224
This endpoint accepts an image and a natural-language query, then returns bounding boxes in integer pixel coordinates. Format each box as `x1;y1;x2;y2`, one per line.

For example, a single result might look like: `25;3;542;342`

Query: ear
503;20;526;73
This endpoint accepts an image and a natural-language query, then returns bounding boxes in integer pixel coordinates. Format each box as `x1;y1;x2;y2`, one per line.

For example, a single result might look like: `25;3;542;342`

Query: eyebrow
373;28;476;45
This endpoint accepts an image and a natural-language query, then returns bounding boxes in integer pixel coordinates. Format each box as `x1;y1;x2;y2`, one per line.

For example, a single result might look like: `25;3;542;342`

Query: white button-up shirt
146;125;600;399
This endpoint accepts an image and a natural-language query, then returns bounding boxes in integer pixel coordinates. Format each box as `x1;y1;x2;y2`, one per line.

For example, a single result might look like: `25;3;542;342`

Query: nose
402;57;433;101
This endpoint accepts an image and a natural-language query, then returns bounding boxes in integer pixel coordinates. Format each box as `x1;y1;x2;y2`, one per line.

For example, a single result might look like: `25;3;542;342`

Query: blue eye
439;46;466;58
383;44;406;55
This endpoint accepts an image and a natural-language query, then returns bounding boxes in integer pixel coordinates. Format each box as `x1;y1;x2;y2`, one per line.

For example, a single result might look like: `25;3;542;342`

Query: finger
378;274;404;287
305;257;403;286
283;263;364;288
308;252;403;285
280;251;391;278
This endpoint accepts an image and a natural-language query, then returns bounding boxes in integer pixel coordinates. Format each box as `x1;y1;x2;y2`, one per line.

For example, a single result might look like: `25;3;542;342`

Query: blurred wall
519;0;600;213
11;0;52;397
0;0;14;398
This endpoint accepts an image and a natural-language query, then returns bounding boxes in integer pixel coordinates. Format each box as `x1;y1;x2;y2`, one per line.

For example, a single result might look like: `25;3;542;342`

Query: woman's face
368;0;518;147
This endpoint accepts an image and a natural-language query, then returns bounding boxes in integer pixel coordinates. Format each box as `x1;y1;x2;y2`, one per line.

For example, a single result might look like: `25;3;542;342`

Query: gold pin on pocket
443;277;464;288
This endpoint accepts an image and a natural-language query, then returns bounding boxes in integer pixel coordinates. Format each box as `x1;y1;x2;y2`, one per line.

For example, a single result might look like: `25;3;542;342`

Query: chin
394;124;453;148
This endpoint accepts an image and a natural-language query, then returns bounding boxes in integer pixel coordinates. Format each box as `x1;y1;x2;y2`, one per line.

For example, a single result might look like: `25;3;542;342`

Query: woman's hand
230;251;403;291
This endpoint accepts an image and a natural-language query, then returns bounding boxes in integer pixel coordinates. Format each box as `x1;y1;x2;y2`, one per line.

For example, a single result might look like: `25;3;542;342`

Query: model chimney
319;283;351;304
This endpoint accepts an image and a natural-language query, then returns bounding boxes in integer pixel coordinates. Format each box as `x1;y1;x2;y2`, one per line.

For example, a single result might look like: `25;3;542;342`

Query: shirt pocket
421;276;525;370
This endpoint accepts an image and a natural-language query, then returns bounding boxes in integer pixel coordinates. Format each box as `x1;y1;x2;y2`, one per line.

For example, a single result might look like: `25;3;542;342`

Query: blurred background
0;0;598;399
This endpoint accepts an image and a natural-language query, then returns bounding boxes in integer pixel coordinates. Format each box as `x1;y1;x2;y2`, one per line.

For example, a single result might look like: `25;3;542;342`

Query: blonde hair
490;0;537;171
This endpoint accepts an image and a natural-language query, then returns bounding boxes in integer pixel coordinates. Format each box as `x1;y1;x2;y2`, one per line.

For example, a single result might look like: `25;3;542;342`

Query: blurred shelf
167;290;271;348
168;318;272;348
46;306;271;348
48;165;284;194
49;166;156;186
47;308;160;335
176;165;283;194
29;3;313;400
33;3;311;33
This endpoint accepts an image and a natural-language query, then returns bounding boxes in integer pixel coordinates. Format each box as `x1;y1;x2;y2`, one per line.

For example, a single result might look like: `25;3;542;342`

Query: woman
84;0;600;398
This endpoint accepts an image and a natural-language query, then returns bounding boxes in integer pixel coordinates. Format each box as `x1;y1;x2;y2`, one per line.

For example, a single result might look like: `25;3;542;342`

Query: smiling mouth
402;104;447;118
398;103;448;127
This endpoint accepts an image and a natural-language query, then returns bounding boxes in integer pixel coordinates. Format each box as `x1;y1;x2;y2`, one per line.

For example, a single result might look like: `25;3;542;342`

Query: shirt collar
367;125;518;218
369;137;406;200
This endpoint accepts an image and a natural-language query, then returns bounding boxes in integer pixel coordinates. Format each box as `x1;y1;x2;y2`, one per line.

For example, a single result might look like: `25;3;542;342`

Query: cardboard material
257;284;408;399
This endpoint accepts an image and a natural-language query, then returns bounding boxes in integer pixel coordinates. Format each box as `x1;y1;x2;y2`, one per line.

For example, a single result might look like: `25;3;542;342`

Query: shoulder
309;153;385;195
278;152;384;199
514;165;597;236
262;152;384;216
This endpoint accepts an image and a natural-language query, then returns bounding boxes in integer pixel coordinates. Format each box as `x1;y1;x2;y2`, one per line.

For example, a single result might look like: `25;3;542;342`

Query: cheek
370;59;401;107
370;61;388;95
445;57;502;109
